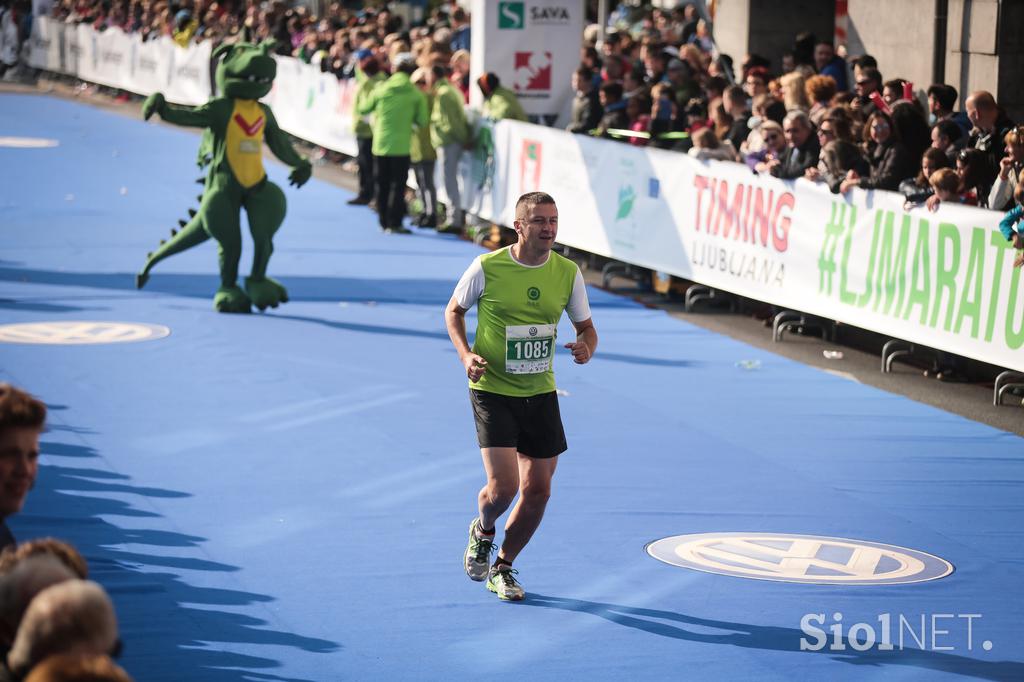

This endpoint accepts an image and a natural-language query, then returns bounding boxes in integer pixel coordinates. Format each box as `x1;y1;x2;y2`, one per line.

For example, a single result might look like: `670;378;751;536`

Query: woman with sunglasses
744;120;788;173
806;119;869;193
839;111;916;194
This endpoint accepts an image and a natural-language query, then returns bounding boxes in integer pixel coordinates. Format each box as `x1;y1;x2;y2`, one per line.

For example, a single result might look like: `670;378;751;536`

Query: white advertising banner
263;56;359;157
469;0;583;123
27;17;62;71
163;36;211;105
471;121;1024;372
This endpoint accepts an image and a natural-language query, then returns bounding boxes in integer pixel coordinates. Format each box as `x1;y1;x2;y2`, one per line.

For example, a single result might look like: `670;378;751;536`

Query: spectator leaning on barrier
348;49;387;207
770;110;819;180
357;52;429;235
689;127;735;161
965;90;1015;199
841;110;915;193
429;64;471;235
998;170;1024;267
989;126;1024;212
900;147;950;207
747;120;787;173
478;73;527;123
568;66;603;134
929;167;971;206
810;138;870;194
411;67;438;229
0;385;45;552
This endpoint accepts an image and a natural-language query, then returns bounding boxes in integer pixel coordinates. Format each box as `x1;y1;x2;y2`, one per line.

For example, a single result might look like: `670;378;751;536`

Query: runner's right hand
463;353;487;382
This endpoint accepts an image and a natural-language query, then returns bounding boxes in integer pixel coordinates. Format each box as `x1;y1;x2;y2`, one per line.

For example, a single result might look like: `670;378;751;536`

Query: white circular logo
646;533;954;585
0;137;59;148
0;321;171;345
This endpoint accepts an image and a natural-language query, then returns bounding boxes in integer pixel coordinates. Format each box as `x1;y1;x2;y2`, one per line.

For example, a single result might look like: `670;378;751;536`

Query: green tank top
472;247;579;397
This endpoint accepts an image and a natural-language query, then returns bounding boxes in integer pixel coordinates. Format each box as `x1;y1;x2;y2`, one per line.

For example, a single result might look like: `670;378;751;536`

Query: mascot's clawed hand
137;40;310;313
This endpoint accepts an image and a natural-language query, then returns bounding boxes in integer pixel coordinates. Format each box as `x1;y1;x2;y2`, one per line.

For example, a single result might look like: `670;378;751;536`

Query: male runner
444;192;597;601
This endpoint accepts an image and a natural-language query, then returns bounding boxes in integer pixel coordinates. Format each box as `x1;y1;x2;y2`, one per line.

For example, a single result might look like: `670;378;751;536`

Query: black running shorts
469;389;567;459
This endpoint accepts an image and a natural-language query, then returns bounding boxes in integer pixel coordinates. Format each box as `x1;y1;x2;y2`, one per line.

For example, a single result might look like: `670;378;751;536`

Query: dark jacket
859;139;916;191
568;89;602;134
819;140;870;193
726;114;751;152
597;100;629;138
900;177;934;205
969;114;1015;198
771;135;821;180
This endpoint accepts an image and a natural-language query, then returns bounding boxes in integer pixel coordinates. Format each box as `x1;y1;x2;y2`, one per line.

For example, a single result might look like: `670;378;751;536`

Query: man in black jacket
567;67;602;134
771;111;820;180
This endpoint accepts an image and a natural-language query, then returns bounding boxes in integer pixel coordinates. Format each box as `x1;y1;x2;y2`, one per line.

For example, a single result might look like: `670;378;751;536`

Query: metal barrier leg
772;311;802;342
993;370;1024;406
684;285;711;312
881;340;914;373
601;261;629;288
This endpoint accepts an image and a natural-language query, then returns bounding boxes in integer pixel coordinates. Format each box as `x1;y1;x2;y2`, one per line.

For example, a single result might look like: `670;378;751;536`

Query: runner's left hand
564;341;591;364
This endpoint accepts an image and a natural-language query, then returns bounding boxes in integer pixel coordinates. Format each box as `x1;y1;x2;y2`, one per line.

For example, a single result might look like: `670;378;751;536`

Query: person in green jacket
411;67;439;228
348;49;386;206
358;53;430;234
477;73;528;122
428;65;471;234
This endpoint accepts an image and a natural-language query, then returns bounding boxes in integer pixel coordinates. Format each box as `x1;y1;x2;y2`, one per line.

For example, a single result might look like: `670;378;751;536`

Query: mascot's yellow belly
226;99;266;188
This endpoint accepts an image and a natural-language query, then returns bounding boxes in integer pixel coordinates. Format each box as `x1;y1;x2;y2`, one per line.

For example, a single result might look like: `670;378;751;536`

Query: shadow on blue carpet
24;434;341;682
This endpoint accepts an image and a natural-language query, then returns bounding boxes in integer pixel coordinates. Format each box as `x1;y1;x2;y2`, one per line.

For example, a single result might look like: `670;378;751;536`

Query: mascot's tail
136;180;210;289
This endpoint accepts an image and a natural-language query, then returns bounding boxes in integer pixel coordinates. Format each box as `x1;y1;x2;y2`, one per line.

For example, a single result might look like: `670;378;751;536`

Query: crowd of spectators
0;383;131;681
566;4;1022;218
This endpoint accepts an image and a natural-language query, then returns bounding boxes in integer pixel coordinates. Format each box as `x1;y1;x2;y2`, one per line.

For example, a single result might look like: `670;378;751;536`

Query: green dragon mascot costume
136;40;312;313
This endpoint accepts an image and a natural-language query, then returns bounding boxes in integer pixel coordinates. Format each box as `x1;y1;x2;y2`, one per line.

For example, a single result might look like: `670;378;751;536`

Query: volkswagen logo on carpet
645;532;953;585
0;321;171;345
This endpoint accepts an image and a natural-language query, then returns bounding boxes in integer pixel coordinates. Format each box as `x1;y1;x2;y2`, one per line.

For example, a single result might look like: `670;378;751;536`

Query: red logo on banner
519;140;542;191
513;51;552;92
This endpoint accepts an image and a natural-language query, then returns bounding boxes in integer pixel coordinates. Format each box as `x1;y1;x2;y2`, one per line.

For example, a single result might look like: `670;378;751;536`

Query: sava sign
470;0;583;121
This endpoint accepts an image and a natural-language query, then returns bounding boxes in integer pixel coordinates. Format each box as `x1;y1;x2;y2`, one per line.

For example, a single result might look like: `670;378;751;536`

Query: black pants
375;155;411;229
356;137;375;201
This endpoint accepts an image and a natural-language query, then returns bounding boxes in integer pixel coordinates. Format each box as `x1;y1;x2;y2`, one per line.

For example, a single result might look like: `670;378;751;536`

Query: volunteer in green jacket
411;68;438;228
444;192;598;601
477;73;528;122
429;65;471;234
348;50;386;206
358;53;429;234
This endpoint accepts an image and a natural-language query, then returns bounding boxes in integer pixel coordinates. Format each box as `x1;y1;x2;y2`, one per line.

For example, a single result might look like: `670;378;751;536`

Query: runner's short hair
515;192;556;221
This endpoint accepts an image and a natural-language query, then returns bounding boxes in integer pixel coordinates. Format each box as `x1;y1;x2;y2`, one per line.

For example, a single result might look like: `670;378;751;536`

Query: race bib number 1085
505;323;555;374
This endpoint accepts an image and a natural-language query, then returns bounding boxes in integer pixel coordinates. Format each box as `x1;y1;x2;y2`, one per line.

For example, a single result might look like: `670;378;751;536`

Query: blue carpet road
1;93;1022;681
